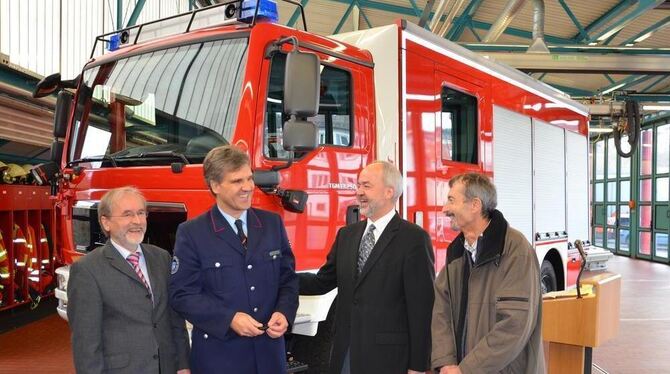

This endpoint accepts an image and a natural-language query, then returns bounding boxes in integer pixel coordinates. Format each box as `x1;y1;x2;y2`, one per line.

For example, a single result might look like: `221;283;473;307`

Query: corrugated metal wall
0;0;189;79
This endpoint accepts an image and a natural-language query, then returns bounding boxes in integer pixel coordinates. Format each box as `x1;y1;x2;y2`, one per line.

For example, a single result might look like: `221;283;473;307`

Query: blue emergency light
240;0;279;23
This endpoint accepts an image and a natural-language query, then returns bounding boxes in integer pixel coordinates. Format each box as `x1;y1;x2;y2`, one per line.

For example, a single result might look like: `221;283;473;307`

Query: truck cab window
441;86;478;164
265;53;352;159
69;38;249;167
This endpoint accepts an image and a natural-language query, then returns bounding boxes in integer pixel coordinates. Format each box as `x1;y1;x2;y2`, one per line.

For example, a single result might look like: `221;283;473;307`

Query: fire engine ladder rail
89;0;308;58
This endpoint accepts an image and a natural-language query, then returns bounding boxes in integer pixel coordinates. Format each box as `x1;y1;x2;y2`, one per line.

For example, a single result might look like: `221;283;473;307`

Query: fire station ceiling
275;0;670;102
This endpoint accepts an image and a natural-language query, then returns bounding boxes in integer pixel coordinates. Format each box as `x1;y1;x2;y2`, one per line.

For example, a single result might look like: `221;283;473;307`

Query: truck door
255;49;374;271
433;69;486;269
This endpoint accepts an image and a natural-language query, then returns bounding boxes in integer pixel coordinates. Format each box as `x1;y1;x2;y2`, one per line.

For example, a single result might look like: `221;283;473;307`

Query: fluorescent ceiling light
601;83;626;95
634;32;653;43
642;105;670;111
589;127;613;133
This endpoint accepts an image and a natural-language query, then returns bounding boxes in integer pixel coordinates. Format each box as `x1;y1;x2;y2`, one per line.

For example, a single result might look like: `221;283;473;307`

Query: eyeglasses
104;210;148;220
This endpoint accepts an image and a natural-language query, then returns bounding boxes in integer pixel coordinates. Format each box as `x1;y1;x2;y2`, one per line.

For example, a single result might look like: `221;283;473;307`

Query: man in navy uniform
169;145;298;374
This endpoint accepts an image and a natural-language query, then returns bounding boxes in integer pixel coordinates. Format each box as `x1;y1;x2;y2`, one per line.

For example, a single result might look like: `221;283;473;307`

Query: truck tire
292;306;335;373
540;260;557;294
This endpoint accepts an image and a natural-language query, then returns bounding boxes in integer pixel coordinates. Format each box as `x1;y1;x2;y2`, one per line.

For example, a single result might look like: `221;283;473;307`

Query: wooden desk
542;272;621;374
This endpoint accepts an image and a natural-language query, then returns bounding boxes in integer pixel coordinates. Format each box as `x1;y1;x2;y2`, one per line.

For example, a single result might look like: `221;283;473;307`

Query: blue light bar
240;0;279;23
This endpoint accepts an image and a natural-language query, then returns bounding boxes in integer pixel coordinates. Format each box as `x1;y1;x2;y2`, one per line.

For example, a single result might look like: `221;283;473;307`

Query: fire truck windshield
68;37;249;167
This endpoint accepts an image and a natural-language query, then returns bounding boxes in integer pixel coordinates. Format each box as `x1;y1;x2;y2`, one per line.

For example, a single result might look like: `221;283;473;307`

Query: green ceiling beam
407;0;421;17
558;0;588;41
462;43;670;55
126;0;147;27
598;75;654;94
446;0;483;40
117;0;124;30
574;0;635;42
619;15;670;46
546;83;594;97
640;75;668;92
287;0;310;28
587;0;665;44
469;20;576;44
333;1;358;34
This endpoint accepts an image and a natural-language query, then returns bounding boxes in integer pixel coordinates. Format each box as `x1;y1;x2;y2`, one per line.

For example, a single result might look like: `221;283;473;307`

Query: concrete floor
0;255;667;373
592;256;670;374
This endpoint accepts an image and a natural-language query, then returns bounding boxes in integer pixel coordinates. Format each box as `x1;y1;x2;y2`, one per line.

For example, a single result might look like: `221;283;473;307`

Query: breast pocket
264;250;282;279
202;258;235;295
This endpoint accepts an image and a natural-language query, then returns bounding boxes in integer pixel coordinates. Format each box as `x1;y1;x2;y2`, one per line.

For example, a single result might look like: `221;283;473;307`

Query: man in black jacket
300;161;435;374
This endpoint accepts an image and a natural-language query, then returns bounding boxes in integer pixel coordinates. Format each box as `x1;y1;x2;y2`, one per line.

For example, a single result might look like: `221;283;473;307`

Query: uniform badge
171;256;179;274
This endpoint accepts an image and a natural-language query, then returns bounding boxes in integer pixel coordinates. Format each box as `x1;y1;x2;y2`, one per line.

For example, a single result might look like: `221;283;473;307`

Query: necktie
235;219;247;248
357;224;376;273
126;252;151;296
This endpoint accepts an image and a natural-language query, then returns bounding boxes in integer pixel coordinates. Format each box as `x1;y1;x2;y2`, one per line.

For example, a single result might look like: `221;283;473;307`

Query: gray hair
203;145;250;191
98;186;146;236
449;173;497;218
370;160;403;201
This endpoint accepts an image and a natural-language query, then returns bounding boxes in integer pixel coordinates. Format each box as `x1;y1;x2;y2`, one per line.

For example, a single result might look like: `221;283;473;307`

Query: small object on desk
543;284;594;300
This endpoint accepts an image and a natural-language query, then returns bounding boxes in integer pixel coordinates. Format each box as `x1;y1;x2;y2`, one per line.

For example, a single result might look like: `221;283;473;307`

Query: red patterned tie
127;252;152;295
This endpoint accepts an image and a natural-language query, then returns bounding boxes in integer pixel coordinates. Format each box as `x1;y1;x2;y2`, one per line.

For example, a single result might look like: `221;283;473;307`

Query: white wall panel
0;0;189;79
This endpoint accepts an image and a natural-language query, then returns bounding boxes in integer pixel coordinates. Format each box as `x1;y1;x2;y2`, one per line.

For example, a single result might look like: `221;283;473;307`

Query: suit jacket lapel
349;221;367;282
355;214;401;288
142;245;162;308
246;209;264;260
103;242;146;288
209;206;245;256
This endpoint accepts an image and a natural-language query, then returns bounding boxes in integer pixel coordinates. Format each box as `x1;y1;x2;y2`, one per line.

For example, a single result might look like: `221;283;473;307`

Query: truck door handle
346;205;360;225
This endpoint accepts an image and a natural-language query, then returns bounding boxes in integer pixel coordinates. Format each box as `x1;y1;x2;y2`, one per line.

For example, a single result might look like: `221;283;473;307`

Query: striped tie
127;252;151;295
235;219;247;248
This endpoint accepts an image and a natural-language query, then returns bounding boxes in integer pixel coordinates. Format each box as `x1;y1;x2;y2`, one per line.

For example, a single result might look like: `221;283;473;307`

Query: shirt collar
110;238;142;260
217;207;248;231
365;208;396;236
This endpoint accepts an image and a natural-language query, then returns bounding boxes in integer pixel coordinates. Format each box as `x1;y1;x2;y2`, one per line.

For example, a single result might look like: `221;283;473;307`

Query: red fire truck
31;0;602;369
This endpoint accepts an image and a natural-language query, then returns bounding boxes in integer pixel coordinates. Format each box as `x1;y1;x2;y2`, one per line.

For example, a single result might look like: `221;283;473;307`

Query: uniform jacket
168;206;298;374
300;213;435;374
431;210;545;374
67;242;190;374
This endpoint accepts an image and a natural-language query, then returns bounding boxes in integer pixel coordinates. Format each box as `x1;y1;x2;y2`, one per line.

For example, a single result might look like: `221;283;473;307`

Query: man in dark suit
300;161;435;374
169;145;298;374
67;187;190;374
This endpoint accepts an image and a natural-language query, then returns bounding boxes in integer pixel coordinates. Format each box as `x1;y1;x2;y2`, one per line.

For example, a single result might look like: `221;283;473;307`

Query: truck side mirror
33;73;62;98
54;91;74;138
282;119;318;152
283;49;320;118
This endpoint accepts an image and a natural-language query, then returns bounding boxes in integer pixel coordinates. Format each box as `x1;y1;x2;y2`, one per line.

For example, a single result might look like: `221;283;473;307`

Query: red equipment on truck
31;0;608;369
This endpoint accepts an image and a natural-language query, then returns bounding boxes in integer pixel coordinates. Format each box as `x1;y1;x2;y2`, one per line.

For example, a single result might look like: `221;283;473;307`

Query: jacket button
153;354;158;359
153;323;157;328
146;294;151;299
353;299;358;305
253;307;258;312
203;333;208;339
247;264;253;270
215;262;221;268
250;286;255;291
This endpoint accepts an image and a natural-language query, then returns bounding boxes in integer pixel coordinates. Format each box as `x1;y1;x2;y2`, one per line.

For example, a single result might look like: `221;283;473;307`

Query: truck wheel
540;260;557;294
292;306;335;373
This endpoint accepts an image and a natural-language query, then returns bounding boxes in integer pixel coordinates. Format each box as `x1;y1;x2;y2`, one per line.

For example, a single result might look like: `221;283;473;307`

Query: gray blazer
68;242;190;374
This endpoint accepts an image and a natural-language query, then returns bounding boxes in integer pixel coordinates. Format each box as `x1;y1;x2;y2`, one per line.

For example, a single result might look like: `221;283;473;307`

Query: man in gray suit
67;187;190;374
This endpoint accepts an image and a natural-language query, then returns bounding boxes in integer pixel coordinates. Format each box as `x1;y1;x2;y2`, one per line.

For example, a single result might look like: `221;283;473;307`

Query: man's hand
231;312;264;337
407;370;423;374
177;370;191;374
439;365;461;374
266;312;289;338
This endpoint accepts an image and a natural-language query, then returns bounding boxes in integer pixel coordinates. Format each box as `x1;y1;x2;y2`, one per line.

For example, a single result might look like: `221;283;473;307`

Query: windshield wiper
116;151;191;164
69;155;118;167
